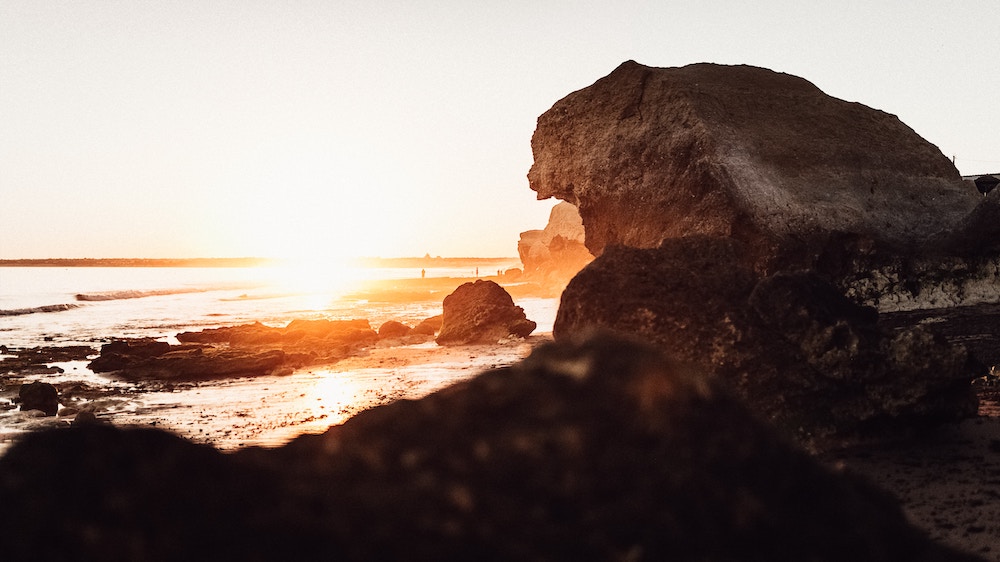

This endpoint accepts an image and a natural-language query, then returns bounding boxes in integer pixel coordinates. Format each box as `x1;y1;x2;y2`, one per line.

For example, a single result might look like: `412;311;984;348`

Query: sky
2;1;998;260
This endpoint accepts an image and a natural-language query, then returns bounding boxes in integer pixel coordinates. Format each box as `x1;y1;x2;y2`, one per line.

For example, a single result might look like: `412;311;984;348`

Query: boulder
17;381;59;416
517;202;594;289
377;320;412;339
411;314;443;336
0;334;977;560
527;60;997;275
436;280;536;345
554;237;977;447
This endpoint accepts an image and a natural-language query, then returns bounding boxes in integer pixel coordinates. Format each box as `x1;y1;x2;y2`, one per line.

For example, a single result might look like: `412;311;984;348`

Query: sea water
0;263;556;451
0;262;543;347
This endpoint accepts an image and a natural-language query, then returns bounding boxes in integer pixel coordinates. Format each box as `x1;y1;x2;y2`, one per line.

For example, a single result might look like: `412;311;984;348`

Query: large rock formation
554;238;977;447
527;61;998;279
517;202;594;289
0;334;979;560
530;61;999;442
436;280;536;345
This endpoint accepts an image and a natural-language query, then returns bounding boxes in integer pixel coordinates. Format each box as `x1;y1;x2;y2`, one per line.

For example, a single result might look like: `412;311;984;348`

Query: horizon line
0;256;522;267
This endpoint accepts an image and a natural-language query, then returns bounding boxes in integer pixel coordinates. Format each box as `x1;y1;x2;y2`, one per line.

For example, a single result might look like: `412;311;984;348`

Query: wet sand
0;335;551;453
3;292;1000;557
822;416;1000;560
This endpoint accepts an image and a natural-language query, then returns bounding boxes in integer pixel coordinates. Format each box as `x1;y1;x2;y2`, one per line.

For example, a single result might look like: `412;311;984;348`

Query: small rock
18;381;59;416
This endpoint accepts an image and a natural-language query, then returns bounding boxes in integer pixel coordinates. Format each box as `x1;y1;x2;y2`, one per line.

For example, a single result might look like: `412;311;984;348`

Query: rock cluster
436;280;536;345
88;319;380;380
0;334;978;560
554;238;976;446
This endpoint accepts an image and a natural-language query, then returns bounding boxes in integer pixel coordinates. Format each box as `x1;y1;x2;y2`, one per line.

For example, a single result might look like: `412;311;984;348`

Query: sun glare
259;258;366;310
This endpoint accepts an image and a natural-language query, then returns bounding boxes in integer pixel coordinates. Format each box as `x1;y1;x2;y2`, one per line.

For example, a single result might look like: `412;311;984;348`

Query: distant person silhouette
421;269;426;279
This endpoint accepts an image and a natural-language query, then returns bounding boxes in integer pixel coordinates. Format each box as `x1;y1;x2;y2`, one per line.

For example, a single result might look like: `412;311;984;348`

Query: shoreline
0;256;522;269
3;282;1000;557
0;333;554;454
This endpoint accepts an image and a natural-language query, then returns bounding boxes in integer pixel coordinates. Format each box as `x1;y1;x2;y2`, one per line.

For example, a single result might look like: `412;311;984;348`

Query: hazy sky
2;1;998;259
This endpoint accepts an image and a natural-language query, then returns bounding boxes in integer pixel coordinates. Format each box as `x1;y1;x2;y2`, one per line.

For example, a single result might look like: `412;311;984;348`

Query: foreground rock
554;238;978;448
517;202;594;290
527;60;1000;307
436;280;536;345
88;320;379;380
0;334;978;560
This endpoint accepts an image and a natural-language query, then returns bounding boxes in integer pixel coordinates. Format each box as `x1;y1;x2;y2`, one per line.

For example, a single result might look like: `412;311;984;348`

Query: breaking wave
75;288;209;302
0;303;81;317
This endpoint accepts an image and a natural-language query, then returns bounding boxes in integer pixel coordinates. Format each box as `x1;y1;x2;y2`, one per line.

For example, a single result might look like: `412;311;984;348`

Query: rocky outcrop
0;334;978;561
527;61;998;276
554;237;977;447
517;202;594;289
0;345;95;376
436;280;536;345
89;320;379;380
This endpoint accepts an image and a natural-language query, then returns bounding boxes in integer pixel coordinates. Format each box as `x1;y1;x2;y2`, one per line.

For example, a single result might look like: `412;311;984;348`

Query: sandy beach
3;268;1000;558
822;415;1000;560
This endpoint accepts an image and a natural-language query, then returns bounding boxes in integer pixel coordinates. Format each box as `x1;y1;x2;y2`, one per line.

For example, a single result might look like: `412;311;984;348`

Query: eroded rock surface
0;334;978;560
517;202;594;290
554;237;977;447
17;381;59;416
436;280;536;345
88;320;379;380
528;60;997;275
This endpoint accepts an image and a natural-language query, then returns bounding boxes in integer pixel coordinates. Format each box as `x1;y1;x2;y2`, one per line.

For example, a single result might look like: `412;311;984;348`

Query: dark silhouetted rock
177;319;377;347
17;381;59;416
89;319;381;380
0;334;978;560
88;338;172;372
554;237;976;447
436;280;536;345
0;345;96;376
377;321;412;339
89;343;287;381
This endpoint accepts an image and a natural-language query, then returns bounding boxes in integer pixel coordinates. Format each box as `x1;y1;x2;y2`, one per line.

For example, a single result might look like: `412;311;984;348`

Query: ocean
0;263;557;452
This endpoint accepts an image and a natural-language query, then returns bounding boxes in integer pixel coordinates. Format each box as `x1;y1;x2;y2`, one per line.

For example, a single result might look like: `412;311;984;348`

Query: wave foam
75;288;207;302
0;303;81;317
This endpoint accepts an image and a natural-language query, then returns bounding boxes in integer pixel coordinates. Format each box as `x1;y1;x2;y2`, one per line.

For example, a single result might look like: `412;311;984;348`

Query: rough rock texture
17;381;59;416
528;60;994;271
0;334;979;561
553;237;977;447
436;280;536;345
517;202;594;288
89;320;379;380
